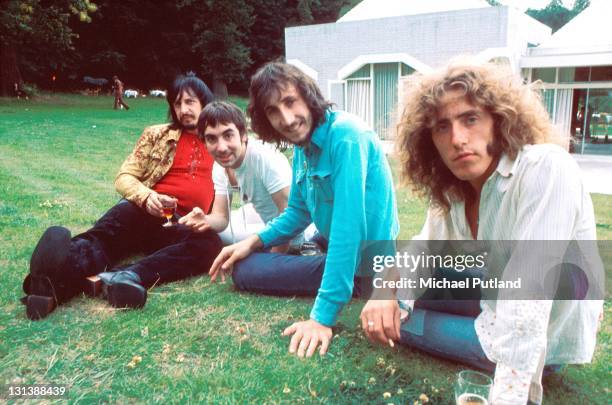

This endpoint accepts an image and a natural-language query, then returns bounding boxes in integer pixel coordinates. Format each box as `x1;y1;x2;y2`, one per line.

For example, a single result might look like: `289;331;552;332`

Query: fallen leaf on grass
127;355;142;369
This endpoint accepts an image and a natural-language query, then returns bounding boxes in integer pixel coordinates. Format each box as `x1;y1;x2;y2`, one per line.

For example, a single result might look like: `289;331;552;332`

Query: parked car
149;89;166;97
124;89;139;98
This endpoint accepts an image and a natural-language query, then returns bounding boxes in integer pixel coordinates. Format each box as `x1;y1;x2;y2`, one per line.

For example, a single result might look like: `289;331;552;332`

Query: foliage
188;0;254;96
526;0;590;33
0;0;97;95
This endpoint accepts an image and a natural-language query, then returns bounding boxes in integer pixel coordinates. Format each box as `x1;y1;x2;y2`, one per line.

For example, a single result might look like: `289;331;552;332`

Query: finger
148;193;162;210
210;250;231;281
196;224;210;233
382;309;397;343
282;323;297;336
305;335;319;358
289;329;303;355
360;311;369;332
393;306;401;342
296;334;311;358
370;317;389;346
178;210;195;225
319;334;331;356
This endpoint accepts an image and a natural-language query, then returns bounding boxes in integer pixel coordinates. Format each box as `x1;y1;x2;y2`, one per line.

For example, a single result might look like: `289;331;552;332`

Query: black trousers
66;200;222;288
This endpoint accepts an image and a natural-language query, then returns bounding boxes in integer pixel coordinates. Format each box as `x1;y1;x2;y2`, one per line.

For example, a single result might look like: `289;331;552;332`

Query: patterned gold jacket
115;124;181;207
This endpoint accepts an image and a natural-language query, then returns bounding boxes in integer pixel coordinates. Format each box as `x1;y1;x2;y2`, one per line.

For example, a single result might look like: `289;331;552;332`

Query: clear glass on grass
454;370;492;405
161;200;177;227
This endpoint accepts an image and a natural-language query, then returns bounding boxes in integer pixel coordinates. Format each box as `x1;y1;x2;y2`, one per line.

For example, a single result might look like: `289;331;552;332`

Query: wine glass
161;200;177;227
454;370;492;405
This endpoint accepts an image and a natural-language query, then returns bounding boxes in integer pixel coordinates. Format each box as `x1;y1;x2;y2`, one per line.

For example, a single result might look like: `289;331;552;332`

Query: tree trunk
212;73;228;99
0;42;23;97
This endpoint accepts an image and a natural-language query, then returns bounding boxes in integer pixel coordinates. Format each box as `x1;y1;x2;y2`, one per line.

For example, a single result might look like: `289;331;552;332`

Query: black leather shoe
98;270;147;309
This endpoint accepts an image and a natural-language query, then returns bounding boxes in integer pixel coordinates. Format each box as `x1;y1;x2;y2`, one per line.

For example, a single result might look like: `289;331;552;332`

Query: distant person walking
112;75;130;110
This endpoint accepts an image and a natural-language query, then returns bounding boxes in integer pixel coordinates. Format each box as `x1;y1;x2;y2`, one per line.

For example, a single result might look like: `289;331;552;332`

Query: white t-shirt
212;139;291;224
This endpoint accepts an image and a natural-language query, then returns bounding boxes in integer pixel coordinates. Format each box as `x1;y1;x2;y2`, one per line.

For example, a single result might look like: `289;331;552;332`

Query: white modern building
285;0;612;155
521;0;612;155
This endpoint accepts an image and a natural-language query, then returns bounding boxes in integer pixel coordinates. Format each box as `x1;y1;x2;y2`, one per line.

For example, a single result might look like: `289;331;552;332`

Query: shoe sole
26;295;57;320
30;226;71;278
107;283;146;309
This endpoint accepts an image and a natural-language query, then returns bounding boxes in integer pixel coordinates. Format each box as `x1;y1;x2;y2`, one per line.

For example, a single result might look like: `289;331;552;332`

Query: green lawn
0;94;610;403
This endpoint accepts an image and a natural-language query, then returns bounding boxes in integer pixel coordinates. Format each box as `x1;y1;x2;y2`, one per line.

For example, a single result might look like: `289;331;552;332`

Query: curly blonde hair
396;59;557;212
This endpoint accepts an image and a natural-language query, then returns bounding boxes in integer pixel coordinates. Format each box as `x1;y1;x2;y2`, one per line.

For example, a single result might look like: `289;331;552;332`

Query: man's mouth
454;152;475;161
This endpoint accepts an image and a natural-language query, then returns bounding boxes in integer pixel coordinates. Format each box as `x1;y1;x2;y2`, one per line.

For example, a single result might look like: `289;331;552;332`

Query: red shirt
153;131;214;216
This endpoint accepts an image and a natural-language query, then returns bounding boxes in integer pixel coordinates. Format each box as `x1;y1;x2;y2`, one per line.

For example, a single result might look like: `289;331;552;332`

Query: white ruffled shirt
404;144;603;404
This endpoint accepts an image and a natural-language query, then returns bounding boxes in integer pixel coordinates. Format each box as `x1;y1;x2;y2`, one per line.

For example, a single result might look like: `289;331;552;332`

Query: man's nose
450;123;468;148
180;102;190;114
279;107;294;127
217;139;228;152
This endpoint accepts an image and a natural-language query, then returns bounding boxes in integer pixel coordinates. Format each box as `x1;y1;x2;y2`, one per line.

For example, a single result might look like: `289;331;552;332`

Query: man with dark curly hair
360;59;603;404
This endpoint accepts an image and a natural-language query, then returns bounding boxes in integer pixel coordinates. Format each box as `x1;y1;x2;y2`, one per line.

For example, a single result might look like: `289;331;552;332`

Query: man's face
173;90;203;130
431;90;497;191
263;83;313;145
203;122;247;169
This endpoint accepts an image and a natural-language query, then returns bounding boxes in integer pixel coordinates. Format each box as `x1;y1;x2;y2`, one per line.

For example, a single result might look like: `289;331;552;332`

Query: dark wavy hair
166;72;214;129
247;62;332;147
197;101;247;138
396;58;558;212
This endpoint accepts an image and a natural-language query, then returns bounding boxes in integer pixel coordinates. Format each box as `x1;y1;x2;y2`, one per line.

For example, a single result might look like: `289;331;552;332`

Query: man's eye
205;136;215;143
466;115;478;125
434;124;449;134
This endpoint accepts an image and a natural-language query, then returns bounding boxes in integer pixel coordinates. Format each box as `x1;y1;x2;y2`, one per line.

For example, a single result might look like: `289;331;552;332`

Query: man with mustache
360;60;603;404
178;100;294;253
209;62;399;358
23;73;222;319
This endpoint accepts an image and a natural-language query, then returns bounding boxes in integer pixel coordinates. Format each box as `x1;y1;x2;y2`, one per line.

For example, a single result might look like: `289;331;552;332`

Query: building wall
285;7;511;98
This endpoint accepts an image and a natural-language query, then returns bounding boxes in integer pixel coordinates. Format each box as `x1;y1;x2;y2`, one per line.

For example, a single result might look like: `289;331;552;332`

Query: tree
73;0;199;90
181;0;254;98
0;0;97;96
526;0;590;33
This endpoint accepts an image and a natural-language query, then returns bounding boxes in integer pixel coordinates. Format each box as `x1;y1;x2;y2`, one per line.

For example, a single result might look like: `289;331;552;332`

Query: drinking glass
161;200;177;227
454;370;492;405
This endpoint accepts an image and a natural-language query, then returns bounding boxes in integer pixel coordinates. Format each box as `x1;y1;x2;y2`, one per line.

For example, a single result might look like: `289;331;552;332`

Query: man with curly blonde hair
361;60;602;404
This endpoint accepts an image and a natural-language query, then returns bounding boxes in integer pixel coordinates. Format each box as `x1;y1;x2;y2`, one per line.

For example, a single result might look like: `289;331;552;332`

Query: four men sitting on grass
21;59;603;403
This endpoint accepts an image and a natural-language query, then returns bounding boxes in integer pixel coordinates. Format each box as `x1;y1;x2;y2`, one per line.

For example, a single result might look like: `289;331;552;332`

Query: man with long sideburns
210;62;399;358
23;73;222;319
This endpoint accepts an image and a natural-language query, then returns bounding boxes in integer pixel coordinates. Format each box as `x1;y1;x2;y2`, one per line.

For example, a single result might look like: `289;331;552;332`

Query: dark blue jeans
401;300;562;376
65;200;222;288
232;253;327;296
232;251;367;297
